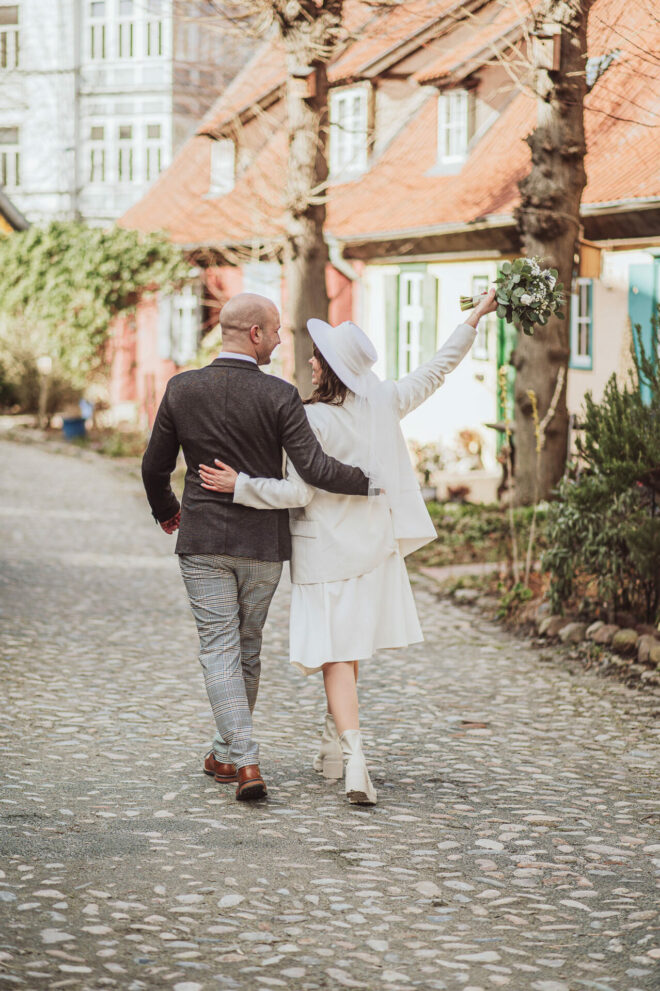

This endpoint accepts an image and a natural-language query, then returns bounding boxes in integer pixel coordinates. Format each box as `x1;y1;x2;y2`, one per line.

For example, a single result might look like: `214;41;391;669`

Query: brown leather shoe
236;764;267;801
203;751;238;783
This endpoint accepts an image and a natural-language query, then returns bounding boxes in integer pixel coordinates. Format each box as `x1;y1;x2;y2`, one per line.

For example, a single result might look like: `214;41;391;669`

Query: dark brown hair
304;345;349;406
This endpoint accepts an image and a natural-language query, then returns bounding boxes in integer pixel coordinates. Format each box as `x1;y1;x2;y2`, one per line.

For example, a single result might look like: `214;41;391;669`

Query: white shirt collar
216;351;257;364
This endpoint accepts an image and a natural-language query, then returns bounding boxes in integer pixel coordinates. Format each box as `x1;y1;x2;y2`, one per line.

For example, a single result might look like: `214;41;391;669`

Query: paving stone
0;439;658;991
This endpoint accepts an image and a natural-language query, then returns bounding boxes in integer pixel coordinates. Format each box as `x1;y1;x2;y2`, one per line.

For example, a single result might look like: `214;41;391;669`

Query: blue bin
62;416;86;441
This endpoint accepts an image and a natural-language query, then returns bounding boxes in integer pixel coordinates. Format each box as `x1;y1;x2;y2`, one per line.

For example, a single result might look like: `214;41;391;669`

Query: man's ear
249;325;261;344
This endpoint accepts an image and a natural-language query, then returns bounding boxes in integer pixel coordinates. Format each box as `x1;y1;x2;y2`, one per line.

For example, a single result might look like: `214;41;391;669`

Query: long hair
305;346;349;406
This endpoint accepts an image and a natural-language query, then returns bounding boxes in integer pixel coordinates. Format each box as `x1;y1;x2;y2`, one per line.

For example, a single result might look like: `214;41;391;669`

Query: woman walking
199;291;496;805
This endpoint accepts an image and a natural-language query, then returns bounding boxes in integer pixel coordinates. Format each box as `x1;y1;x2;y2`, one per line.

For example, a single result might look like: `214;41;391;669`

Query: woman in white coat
199;291;497;805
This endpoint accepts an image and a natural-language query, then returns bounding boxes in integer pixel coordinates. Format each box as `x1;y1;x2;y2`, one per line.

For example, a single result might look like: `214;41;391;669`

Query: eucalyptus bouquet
460;257;565;335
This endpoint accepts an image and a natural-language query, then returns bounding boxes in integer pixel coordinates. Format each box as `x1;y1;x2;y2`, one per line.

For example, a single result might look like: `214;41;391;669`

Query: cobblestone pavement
1;438;659;991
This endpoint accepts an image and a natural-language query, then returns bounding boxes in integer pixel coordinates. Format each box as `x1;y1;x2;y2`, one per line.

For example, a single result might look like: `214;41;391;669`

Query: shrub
543;315;660;622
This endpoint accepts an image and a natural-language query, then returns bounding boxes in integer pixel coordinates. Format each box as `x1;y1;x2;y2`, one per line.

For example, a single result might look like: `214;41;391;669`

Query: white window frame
471;274;490;360
88;124;107;183
570;277;593;370
0;5;19;70
117;123;134;183
145;122;163;181
117;0;135;59
0;125;20;188
88;1;107;61
398;272;424;375
171;285;200;366
437;88;470;165
329;85;369;181
208;138;235;196
145;0;164;57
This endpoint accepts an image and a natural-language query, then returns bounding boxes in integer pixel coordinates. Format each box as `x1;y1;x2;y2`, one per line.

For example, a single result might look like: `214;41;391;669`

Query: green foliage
543;314;660;621
494;257;565;335
496;581;533;620
0;221;189;393
412;501;549;568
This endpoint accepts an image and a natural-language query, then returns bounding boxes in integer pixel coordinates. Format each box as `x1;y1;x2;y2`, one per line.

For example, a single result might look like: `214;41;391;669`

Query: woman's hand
464;288;497;328
199;459;238;493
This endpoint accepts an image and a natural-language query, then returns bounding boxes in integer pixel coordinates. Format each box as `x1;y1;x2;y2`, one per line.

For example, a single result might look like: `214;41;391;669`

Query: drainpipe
326;235;359;282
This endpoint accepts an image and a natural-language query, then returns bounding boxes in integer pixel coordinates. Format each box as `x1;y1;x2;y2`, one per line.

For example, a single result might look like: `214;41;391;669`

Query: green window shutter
384;270;399;378
421;271;438;362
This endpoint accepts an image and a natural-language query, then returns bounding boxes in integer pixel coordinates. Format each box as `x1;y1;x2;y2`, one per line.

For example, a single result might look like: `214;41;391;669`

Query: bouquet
460;257;565;335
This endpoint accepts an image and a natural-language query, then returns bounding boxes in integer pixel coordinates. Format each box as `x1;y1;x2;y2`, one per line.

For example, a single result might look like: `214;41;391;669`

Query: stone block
559;622;588;644
637;634;657;664
649;643;660;667
539;615;569;638
592;624;620;645
612;628;639;655
454;588;480;604
586;620;605;640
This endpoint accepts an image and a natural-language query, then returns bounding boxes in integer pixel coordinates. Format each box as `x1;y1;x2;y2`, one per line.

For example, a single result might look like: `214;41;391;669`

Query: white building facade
0;0;244;224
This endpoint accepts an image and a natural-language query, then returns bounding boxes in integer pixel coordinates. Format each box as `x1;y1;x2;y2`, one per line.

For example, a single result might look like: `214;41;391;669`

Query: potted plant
410;441;444;501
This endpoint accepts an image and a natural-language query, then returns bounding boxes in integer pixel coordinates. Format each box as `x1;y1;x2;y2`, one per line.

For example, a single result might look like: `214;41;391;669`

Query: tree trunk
513;0;593;504
275;1;343;398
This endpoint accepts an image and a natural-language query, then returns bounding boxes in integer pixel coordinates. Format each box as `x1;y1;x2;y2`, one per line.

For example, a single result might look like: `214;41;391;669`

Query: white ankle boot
312;712;343;779
340;729;377;805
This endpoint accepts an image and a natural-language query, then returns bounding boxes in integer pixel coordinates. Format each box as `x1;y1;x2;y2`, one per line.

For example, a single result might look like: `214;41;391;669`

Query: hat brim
307;318;375;396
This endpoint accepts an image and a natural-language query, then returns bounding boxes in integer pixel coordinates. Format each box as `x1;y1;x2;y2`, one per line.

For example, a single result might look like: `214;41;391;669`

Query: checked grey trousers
178;554;282;769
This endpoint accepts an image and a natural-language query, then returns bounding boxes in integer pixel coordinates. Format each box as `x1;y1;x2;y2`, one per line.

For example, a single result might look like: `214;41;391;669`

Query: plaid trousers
178;554;282;769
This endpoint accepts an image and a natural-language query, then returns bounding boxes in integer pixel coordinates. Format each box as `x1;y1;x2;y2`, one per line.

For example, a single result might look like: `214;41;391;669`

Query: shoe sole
203;767;238;783
236;781;267;801
347;789;377;806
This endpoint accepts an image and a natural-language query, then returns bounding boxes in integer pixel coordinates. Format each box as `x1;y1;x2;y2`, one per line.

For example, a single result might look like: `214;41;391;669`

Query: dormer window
209;138;235;196
329;86;368;181
437;89;473;166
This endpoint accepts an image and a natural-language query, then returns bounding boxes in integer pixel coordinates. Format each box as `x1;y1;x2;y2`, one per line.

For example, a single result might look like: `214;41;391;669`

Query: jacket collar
210;357;260;370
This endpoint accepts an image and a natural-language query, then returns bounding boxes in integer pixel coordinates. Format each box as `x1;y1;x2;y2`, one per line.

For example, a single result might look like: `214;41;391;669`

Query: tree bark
513;0;593;504
273;0;344;398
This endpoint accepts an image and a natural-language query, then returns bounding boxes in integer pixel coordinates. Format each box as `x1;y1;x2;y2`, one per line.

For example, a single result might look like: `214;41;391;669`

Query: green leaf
501;261;512;274
496;304;507;319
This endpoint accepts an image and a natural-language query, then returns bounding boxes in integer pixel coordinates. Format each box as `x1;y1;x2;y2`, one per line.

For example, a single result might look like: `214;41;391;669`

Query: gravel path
1;439;659;991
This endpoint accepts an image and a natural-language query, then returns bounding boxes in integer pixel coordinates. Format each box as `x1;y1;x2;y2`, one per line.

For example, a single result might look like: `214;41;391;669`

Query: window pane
119;0;133;13
91;125;104;140
0;126;18;143
119;125;132;139
0;6;18;25
147;123;161;139
90;1;105;16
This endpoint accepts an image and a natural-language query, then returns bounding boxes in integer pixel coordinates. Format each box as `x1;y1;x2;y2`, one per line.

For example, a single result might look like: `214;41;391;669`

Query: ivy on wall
0;221;189;389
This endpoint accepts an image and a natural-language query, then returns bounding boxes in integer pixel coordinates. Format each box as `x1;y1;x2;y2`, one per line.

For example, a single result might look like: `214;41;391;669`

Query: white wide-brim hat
306;318;378;397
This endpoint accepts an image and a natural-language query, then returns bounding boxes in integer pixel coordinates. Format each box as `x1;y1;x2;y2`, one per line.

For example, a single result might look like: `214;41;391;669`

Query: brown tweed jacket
141;357;369;560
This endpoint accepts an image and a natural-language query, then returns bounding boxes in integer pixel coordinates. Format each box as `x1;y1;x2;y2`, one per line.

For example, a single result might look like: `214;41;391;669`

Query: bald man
142;293;370;801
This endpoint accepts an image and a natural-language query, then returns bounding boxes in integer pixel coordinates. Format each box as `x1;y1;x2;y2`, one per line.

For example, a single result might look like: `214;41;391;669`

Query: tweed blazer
141;357;369;560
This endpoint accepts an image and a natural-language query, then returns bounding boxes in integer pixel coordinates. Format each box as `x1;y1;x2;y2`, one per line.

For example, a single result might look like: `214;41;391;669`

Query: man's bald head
220;293;279;336
219;293;281;366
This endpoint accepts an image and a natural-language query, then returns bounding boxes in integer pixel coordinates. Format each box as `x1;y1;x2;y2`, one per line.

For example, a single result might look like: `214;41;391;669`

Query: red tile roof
121;0;660;249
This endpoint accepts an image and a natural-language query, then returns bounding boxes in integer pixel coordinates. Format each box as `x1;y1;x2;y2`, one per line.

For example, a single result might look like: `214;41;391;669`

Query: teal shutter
421;271;438;362
629;261;659;405
384;270;399;379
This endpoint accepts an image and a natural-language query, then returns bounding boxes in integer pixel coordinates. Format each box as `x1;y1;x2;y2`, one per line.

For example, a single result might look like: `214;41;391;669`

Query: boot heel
321;755;343;780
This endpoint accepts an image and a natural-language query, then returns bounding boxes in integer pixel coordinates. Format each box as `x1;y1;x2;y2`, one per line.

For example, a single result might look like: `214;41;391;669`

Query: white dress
232;322;477;676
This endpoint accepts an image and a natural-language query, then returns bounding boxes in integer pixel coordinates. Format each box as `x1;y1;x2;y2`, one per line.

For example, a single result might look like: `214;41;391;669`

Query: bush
543;315;660;622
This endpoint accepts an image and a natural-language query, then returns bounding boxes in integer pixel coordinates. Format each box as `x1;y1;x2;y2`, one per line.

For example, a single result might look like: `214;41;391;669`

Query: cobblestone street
0;438;659;991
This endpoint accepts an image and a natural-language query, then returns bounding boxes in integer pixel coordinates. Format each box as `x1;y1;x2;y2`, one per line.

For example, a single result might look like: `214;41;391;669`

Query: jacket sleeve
141;385;181;523
233;459;314;510
279;390;369;496
394;323;477;419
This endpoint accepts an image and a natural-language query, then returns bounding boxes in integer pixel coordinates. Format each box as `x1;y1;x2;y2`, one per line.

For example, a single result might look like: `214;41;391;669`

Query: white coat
234;322;477;584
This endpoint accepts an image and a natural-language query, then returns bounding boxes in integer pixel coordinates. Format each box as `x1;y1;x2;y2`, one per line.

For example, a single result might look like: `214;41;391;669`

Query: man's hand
199;460;239;493
160;510;181;534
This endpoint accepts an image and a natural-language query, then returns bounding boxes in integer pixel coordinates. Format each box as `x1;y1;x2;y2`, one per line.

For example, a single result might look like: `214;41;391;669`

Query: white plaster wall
566;248;655;415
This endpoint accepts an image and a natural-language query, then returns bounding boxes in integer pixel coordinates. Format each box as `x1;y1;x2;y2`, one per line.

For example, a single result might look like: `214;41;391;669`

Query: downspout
326;235;359;282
